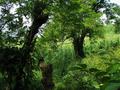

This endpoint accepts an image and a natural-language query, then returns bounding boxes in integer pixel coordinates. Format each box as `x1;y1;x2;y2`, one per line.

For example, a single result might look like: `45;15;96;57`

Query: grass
45;28;120;89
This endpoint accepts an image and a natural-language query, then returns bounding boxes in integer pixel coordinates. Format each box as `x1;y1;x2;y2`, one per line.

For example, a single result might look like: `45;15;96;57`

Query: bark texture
39;57;54;90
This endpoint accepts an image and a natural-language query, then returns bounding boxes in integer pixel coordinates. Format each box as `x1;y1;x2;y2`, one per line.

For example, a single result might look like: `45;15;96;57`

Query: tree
0;0;49;89
42;0;102;58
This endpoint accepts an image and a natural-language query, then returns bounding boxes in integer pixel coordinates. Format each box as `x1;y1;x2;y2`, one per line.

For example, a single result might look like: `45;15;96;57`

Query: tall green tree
42;0;102;58
0;0;49;89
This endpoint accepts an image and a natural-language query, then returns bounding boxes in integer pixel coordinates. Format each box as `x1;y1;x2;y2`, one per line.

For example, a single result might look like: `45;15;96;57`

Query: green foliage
32;24;120;90
0;0;120;90
43;0;102;45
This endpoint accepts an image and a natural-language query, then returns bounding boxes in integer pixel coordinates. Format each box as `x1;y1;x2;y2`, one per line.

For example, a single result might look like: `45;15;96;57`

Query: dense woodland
0;0;120;90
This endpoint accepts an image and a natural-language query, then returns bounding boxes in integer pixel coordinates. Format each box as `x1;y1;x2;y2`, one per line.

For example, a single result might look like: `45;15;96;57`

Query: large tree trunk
39;57;54;90
14;1;48;90
73;30;88;58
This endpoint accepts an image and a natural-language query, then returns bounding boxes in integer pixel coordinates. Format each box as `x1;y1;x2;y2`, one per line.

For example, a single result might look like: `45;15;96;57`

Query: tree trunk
73;30;88;58
39;57;54;90
14;1;48;90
